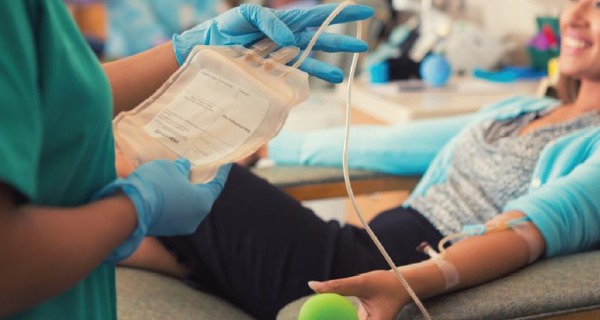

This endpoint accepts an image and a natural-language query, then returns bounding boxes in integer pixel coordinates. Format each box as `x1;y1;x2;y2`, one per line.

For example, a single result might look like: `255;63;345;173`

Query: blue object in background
370;62;389;84
363;23;412;71
473;67;547;83
105;0;223;58
420;54;453;87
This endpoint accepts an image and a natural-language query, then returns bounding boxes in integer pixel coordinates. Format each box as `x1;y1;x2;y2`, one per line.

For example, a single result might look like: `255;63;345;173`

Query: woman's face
560;0;600;80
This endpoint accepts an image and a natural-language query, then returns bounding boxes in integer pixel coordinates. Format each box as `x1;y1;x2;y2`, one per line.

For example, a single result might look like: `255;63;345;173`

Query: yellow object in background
548;57;560;85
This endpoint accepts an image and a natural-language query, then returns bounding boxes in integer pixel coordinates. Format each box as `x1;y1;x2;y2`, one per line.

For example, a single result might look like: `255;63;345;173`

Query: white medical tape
511;223;543;264
432;257;460;290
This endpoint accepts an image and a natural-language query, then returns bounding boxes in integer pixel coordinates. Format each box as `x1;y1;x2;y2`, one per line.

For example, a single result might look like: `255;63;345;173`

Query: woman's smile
562;32;593;55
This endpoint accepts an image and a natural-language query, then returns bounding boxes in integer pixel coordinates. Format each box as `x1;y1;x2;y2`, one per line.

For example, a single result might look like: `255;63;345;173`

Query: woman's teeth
564;37;590;49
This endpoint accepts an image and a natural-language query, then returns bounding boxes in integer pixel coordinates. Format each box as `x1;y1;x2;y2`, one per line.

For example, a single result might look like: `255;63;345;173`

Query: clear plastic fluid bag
113;40;309;183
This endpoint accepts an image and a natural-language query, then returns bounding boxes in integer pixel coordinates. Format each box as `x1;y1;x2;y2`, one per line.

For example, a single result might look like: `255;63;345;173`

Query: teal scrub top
0;0;117;319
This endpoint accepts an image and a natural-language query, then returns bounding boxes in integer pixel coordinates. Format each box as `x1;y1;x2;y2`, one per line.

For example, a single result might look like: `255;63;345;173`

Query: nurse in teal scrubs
0;1;373;319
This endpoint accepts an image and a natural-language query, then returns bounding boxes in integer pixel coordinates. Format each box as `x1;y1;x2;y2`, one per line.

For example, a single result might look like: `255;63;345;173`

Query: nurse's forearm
0;191;137;317
103;42;179;116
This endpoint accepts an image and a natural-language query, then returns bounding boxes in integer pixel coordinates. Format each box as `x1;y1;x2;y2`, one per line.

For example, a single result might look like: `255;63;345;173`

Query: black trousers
159;165;442;320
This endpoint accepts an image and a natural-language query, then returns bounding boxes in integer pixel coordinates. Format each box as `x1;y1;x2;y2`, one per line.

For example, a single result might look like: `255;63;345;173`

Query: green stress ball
298;294;359;320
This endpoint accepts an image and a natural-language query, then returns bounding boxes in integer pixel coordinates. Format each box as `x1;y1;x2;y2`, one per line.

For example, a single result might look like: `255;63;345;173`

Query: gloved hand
93;159;231;262
173;4;374;83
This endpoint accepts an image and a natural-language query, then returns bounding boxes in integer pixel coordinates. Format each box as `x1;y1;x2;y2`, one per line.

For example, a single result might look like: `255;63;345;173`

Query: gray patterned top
407;108;600;237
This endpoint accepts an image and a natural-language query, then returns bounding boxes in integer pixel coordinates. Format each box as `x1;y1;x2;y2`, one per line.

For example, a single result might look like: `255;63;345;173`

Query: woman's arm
311;211;544;320
103;42;179;116
504;140;600;257
0;184;137;318
312;136;600;320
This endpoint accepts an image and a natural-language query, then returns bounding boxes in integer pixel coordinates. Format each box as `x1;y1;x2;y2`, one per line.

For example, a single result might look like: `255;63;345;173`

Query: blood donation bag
113;42;308;183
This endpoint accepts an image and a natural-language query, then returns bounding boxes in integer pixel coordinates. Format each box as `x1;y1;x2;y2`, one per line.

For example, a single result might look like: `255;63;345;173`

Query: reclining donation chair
117;166;600;320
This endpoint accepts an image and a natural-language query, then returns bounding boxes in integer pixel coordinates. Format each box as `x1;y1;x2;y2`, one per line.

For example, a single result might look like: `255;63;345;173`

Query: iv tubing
341;18;433;320
438;233;465;254
294;2;432;319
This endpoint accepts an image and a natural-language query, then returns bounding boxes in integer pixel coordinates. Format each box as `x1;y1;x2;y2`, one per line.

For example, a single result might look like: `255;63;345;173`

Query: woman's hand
308;270;410;320
173;4;374;83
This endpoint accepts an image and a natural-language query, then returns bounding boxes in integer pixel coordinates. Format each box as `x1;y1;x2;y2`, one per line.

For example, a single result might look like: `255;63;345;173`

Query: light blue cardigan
268;96;600;258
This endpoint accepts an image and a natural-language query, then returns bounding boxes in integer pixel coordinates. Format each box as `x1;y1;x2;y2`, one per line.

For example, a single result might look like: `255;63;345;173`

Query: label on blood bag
144;69;270;165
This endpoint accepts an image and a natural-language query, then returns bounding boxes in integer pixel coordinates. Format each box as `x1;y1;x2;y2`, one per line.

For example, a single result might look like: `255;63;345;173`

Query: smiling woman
561;1;600;67
558;0;600;102
301;2;600;319
558;0;600;103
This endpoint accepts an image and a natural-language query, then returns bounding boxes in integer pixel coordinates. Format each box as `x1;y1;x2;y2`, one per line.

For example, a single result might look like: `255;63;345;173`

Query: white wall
465;0;538;39
459;0;564;64
392;0;567;64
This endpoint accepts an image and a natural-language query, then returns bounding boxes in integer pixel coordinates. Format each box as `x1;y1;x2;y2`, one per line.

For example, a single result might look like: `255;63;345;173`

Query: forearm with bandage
396;211;545;300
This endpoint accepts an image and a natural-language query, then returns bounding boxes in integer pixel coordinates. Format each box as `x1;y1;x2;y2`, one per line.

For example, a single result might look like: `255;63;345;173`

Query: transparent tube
297;2;433;319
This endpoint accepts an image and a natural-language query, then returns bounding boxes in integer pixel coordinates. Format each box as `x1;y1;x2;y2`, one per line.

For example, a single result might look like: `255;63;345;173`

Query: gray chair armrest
278;251;600;320
117;267;256;320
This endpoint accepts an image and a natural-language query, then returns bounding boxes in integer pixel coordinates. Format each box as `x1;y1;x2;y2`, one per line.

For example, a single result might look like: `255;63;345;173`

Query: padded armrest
252;166;420;201
116;267;256;320
278;251;600;320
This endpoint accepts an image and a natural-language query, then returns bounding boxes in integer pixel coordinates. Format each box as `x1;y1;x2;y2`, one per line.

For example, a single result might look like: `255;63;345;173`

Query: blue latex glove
173;4;374;83
93;159;231;262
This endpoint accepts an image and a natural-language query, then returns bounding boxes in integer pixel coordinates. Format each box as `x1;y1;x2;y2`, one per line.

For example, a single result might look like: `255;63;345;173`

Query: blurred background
64;0;566;223
65;0;565;82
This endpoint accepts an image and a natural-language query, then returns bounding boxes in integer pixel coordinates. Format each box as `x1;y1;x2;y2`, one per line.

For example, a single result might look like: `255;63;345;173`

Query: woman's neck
571;79;600;112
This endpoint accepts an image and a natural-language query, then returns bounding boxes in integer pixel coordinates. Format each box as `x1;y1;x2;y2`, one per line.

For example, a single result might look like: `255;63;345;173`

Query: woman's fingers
295;31;368;53
274;4;374;31
358;303;371;320
308;274;375;297
309;271;406;320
